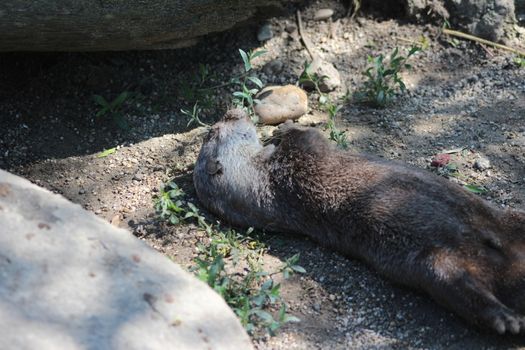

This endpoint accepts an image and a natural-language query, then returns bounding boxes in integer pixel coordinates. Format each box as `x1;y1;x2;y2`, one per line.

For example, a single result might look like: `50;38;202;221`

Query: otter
193;109;525;334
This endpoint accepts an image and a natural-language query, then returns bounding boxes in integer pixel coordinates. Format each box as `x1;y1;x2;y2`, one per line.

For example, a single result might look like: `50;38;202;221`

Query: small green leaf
250;49;267;60
252;294;266;307
254;310;274;322
408;45;421;56
239;49;251;72
233;91;247;98
291;265;306;274
93;95;109;107
391;47;399;58
111;91;129;109
96;147;116;158
247;76;263;88
513;56;525;68
446;163;458;171
95;107;109;118
187;202;198;212
376;90;385;104
463;184;488;194
261;279;273;291
283;314;301;323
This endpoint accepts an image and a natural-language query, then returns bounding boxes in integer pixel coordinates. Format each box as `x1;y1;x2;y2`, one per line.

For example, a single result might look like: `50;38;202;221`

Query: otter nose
223;108;249;122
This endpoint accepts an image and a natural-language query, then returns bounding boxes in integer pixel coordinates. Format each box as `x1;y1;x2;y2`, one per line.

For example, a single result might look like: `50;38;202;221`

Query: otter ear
206;159;223;175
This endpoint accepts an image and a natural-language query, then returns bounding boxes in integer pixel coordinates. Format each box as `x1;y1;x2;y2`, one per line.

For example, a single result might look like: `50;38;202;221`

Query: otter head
196;108;261;175
193;109;266;225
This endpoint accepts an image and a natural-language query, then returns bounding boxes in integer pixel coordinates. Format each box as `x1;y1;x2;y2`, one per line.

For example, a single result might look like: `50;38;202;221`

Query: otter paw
484;307;525;334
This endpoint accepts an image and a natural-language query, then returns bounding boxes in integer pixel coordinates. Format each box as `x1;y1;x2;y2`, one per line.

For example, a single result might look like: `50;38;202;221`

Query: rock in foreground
0;170;252;350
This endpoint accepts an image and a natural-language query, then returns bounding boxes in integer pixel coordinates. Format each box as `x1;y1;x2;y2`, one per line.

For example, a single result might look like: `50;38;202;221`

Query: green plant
232;49;266;120
356;45;421;107
93;91;130;129
514;56;525;68
180;49;266;122
179;63;216;109
154;181;187;225
447;38;460;48
299;63;349;149
441;20;462;48
435;162;488;195
96;147;117;158
463;184;488;194
325;102;348;149
181;102;210;128
154;181;303;335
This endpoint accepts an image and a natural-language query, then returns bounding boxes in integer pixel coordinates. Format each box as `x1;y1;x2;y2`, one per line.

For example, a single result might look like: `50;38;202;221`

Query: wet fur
194;110;525;334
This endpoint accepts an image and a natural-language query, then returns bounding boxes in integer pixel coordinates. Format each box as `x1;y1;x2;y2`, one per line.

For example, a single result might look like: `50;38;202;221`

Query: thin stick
479;43;495;58
443;28;525;57
296;10;316;60
396;37;419;45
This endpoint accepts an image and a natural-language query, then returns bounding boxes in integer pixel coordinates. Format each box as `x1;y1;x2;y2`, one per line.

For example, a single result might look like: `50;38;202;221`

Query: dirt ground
1;1;525;349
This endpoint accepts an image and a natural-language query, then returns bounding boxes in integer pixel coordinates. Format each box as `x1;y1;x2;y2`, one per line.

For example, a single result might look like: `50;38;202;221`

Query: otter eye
206;159;223;175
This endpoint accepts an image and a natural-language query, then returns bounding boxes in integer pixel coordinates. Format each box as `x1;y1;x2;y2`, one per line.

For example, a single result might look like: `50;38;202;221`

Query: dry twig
296;10;316;60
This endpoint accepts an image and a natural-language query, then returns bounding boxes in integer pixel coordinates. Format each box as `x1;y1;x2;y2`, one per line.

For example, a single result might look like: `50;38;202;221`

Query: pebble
314;9;334;21
254;85;308;125
430;153;450;167
474;157;491;171
285;24;297;33
301;57;341;92
298;110;328;126
257;23;273;41
133;173;144;181
262;59;284;76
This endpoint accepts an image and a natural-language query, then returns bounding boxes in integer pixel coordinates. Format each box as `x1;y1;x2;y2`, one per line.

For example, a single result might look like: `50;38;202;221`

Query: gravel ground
1;1;524;349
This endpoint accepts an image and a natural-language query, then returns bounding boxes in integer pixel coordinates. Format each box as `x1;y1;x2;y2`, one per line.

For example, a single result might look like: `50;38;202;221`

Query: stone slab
0;169;252;350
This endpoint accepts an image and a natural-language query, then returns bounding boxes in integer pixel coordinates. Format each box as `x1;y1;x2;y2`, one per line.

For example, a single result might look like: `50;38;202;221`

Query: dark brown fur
193;109;525;334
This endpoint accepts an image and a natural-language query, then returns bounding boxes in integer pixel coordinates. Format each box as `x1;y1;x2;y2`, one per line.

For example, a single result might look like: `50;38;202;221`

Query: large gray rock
0;170;253;350
0;1;291;51
446;0;516;42
368;0;517;42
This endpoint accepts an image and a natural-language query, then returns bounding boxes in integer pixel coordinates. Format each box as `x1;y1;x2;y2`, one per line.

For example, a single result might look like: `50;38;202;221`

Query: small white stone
314;8;334;21
474;157;491;171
